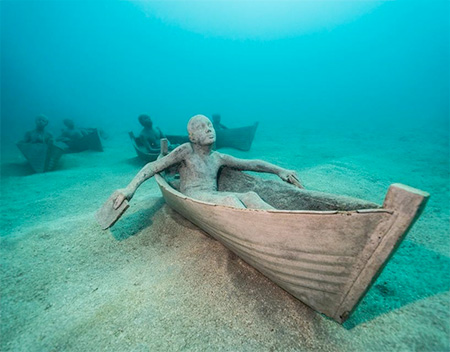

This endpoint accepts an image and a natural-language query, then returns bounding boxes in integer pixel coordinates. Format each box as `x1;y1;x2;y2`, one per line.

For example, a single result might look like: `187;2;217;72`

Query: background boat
16;142;65;173
64;128;103;153
128;131;161;162
215;122;259;151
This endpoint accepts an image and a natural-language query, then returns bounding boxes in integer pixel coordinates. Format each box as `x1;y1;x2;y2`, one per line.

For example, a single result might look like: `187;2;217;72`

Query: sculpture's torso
178;148;223;196
140;127;162;148
24;129;52;144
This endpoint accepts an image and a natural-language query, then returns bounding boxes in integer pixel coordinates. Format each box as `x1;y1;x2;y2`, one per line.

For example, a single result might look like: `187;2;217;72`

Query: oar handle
160;138;169;156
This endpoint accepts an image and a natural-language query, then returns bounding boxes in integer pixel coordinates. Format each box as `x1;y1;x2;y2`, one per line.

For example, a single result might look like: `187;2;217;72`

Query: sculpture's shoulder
168;142;192;159
215;151;231;161
212;151;230;165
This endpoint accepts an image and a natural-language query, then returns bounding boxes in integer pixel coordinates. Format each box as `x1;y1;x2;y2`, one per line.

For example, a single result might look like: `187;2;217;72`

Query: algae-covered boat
214;122;259;151
65;128;103;153
154;167;429;323
129;131;169;162
16;141;65;173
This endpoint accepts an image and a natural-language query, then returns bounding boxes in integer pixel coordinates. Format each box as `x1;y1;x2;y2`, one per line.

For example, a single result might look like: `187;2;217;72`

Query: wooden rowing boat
65;128;103;153
16;141;65;173
129;131;163;162
215;122;259;151
154;167;429;323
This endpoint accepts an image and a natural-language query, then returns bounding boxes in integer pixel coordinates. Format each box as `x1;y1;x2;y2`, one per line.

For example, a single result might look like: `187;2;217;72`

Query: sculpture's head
63;118;74;129
35;114;49;129
188;114;216;146
138;114;153;128
212;114;221;124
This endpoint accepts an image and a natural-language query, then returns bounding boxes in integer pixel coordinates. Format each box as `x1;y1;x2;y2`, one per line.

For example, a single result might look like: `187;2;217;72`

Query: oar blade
96;191;129;230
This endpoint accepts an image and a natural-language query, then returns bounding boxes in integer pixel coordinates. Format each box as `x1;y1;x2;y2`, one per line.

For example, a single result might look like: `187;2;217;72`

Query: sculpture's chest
183;154;221;179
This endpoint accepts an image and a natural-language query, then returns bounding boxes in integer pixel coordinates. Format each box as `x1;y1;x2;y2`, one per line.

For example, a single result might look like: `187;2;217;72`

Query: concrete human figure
113;114;301;210
22;114;53;144
138;114;165;151
212;114;228;130
57;118;88;143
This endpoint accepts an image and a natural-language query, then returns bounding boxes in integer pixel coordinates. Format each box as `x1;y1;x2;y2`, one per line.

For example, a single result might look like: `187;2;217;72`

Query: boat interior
163;167;381;211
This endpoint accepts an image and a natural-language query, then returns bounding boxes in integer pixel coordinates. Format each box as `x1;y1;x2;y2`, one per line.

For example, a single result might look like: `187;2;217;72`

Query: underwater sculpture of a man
138;114;165;151
23;114;53;144
57;118;88;142
113;114;301;210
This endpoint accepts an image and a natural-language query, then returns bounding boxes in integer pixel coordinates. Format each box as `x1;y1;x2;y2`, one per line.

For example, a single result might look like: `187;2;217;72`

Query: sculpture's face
188;115;216;146
139;115;153;128
35;115;49;128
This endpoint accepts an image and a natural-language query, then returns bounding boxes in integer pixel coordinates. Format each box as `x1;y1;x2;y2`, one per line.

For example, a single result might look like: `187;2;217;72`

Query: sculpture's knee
244;191;260;200
222;195;245;208
241;191;274;210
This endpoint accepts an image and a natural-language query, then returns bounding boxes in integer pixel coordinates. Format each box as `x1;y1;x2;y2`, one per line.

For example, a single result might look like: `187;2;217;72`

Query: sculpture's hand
113;189;133;209
278;169;304;189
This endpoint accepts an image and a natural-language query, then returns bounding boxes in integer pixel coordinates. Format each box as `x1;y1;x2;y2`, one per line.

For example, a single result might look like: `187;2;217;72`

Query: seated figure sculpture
23;114;53;144
113;114;301;210
57;118;89;143
138;114;165;151
212;113;228;130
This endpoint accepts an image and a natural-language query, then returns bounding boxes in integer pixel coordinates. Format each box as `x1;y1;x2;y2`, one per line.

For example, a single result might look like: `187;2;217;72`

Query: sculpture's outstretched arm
219;154;284;174
114;143;190;208
219;154;303;188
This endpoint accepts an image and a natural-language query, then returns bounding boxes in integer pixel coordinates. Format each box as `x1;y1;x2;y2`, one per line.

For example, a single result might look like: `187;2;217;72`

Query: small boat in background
214;122;259;151
64;128;103;153
16;141;65;173
155;167;429;323
129;131;162;162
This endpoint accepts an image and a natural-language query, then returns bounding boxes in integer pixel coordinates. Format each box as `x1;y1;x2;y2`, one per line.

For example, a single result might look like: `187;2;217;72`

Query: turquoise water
1;1;449;351
1;1;448;141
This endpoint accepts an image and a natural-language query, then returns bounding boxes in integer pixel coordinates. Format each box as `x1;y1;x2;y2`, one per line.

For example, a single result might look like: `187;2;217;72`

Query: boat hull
129;132;161;162
17;142;65;173
154;171;428;323
65;129;103;153
215;122;258;151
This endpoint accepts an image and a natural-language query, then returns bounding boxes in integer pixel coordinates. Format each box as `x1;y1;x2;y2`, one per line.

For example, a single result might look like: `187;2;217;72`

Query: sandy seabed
1;122;449;351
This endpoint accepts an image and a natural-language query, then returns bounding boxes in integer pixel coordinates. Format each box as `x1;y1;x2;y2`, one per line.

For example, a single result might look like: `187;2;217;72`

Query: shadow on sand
1;155;82;177
0;162;35;177
344;240;450;328
110;198;165;241
124;157;147;168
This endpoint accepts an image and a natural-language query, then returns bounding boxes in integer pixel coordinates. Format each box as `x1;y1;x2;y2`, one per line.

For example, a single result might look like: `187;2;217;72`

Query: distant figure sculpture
138;114;165;151
212;114;228;130
22;114;53;144
113;114;301;210
57;118;89;143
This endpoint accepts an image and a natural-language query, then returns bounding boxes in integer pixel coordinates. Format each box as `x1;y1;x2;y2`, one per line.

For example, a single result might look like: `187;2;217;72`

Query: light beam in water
131;0;384;39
